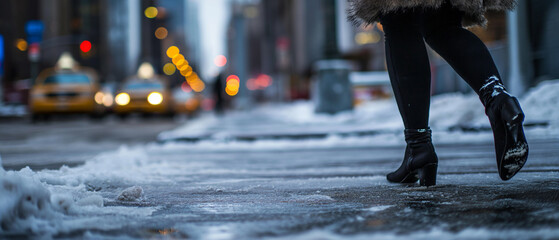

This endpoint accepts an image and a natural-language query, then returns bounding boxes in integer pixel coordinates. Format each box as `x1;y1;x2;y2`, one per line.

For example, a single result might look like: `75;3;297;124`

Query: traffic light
80;40;92;53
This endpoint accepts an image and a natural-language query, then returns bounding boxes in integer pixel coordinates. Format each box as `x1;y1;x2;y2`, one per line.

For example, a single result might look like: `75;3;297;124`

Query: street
1;114;558;239
0;117;183;170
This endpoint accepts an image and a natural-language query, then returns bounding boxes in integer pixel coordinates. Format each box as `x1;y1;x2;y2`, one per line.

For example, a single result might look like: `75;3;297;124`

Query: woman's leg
381;11;438;186
381;10;431;130
420;3;501;94
420;3;528;181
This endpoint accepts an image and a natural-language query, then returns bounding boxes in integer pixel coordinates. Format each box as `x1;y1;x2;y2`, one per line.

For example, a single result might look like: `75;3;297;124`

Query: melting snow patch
366;205;392;213
117;186;144;201
291;194;335;203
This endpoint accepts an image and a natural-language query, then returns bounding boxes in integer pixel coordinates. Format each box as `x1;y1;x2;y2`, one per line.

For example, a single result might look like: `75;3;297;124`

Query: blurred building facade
0;0;201;105
223;0;559;104
1;0;558;105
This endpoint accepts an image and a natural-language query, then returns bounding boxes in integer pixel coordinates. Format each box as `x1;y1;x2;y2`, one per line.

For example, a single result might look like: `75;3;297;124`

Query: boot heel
501;97;524;125
419;163;437;186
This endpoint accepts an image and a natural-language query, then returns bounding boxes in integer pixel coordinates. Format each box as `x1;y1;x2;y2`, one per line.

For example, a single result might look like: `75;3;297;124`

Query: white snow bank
0;166;58;235
521;80;559;129
159;80;559;145
0;147;159;236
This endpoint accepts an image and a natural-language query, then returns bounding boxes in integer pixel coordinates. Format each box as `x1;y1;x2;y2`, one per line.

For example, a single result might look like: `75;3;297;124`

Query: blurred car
113;77;173;117
30;53;104;120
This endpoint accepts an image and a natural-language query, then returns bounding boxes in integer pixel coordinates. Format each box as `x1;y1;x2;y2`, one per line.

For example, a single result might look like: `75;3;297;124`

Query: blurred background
0;0;558;118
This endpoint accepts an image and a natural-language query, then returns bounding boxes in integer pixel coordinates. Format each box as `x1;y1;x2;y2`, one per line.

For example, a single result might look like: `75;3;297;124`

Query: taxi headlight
103;93;114;107
147;92;163;105
94;92;104;105
115;93;130;106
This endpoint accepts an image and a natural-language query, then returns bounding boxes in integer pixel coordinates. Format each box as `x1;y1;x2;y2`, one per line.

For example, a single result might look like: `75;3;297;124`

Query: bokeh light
247;74;273;90
190;80;205;93
147;92;163;105
181;81;192;93
145;6;158;19
247;78;257;90
226;75;239;83
95;92;104;105
155;27;168;39
178;63;190;71
102;94;114;107
225;75;240;96
226;78;240;91
180;67;193;77
137;62;155;79
16;39;28;51
172;54;185;65
163;63;176;75
80;40;92;53
115;93;130;106
225;86;238;96
214;55;227;67
166;46;180;58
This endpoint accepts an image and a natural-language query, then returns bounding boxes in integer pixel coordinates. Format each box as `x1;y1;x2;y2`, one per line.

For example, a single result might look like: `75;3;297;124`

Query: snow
268;228;559;240
117;186;144;201
0;165;59;234
0;148;159;236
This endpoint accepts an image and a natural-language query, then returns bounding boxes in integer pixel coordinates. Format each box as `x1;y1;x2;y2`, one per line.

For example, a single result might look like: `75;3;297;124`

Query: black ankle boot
387;128;438;186
480;77;529;181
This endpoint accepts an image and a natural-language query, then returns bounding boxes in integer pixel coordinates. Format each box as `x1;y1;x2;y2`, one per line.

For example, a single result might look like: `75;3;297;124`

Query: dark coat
348;0;516;27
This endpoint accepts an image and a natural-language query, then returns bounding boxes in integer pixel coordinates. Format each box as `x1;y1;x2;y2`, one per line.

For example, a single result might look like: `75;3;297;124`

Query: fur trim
348;0;516;27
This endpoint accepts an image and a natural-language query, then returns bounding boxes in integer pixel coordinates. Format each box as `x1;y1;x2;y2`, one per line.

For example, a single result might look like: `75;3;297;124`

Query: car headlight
103;93;114;107
95;92;104;105
115;93;130;106
147;92;163;105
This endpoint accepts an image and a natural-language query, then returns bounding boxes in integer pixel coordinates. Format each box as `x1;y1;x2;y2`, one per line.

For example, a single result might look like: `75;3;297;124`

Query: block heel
419;163;437;186
387;129;438;186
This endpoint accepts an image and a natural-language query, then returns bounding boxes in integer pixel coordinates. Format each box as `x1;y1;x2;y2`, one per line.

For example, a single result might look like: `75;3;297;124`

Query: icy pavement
1;80;559;239
2;138;559;239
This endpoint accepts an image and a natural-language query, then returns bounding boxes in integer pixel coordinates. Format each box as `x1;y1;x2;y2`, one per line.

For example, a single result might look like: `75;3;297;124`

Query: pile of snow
0;147;159;237
521;80;559;129
0;166;58;234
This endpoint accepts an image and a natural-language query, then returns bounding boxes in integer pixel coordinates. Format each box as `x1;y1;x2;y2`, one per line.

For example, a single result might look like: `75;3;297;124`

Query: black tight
380;2;501;129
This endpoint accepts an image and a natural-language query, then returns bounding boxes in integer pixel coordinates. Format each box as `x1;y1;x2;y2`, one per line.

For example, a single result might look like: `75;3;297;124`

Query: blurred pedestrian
348;0;528;186
213;72;225;115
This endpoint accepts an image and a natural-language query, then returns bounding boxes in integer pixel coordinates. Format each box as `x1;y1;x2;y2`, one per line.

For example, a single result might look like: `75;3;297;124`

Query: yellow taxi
113;63;173;116
30;53;104;119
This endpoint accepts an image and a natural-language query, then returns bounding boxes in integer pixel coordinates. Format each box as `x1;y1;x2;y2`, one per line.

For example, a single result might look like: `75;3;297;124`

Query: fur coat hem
347;0;517;27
